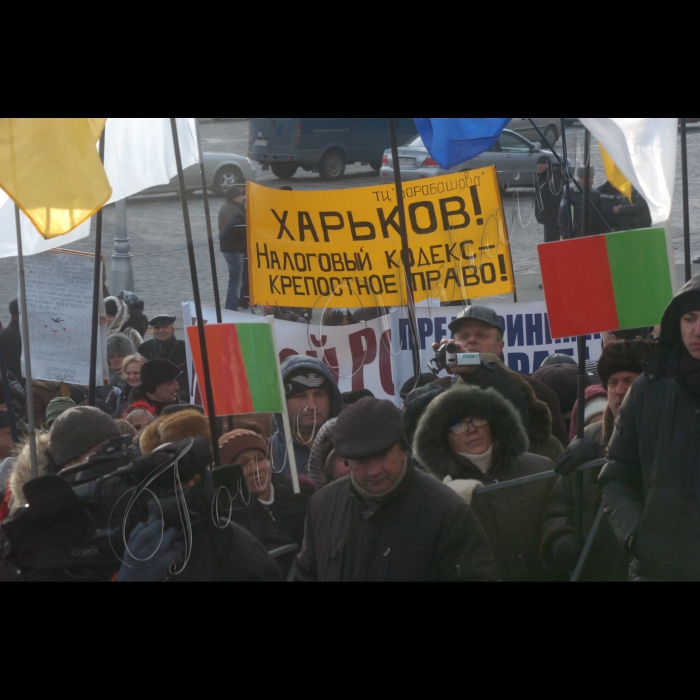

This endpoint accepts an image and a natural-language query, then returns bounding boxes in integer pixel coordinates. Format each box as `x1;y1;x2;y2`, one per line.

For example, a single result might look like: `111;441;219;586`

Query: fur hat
107;332;135;359
306;418;337;486
413;385;528;481
532;363;589;414
140;359;181;393
218;429;267;466
597;339;653;390
139;409;212;455
49;406;121;467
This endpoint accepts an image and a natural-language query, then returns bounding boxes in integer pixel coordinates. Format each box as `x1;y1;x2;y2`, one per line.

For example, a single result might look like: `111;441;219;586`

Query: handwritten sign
21;250;107;386
246;167;514;309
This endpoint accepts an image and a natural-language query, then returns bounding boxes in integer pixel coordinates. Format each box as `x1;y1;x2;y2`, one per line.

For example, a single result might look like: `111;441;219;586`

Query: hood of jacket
646;272;700;380
106;296;130;334
413;384;529;481
9;432;54;514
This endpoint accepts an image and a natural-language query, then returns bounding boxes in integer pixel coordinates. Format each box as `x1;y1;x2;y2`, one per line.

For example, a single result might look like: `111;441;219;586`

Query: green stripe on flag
235;324;285;413
606;228;673;329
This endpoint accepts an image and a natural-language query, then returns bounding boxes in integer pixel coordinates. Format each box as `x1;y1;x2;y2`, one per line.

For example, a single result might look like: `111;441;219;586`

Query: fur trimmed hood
106;296;144;349
8;432;55;514
413;385;528;481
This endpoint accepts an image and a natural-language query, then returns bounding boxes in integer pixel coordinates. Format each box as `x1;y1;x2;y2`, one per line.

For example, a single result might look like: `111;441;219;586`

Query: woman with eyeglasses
413;385;557;581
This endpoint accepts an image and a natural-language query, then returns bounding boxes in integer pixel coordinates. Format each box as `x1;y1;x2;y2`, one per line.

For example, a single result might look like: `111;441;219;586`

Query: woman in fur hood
413;385;558;581
105;296;144;349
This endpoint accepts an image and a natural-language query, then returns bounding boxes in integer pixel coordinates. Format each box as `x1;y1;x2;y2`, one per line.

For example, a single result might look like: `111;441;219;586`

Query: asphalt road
1;118;700;331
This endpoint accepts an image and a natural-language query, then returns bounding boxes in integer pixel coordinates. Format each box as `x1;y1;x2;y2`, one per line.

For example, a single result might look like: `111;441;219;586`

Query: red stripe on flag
538;236;619;338
186;325;255;416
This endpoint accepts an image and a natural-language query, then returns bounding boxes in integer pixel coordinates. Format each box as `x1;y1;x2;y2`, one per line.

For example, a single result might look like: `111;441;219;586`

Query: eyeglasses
449;418;489;434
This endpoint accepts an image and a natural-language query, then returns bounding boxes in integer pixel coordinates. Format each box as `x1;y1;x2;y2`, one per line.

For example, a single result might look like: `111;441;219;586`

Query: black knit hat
333;397;406;460
399;373;437;400
597;339;653;389
140;359;181;393
532;363;590;413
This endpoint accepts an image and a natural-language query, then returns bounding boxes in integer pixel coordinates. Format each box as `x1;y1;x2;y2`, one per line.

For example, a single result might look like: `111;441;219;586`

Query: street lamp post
111;198;135;293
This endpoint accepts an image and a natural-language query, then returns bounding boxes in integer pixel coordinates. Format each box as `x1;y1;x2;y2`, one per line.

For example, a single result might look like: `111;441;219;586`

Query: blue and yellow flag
0;118;112;237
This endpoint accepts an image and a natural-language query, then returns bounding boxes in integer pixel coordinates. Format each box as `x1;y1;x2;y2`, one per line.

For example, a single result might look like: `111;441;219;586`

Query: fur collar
8;432;54;514
413;385;528;481
106;296;130;334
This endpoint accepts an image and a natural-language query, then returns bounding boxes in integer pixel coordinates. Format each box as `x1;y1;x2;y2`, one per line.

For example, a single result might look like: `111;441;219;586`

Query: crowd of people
1;260;698;581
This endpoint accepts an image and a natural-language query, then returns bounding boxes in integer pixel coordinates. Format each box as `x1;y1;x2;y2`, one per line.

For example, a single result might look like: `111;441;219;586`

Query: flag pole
88;128;107;407
194;118;223;323
388;118;421;383
15;206;37;480
574;127;592;547
170;118;221;467
0;343;19;444
267;315;300;495
680;117;691;282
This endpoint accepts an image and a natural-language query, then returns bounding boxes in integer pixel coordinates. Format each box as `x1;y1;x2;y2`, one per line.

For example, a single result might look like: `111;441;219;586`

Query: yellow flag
599;143;632;202
0;118;112;238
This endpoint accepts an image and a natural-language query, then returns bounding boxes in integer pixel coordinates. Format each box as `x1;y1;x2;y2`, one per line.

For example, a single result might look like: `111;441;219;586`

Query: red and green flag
186;323;285;417
538;227;674;338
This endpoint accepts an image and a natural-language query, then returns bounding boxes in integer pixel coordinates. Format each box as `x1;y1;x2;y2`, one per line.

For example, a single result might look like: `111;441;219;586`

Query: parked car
507;118;561;146
138;152;256;196
248;118;417;181
379;129;570;190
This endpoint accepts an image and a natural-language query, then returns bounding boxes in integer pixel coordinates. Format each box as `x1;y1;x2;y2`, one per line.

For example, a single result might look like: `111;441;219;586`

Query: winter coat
219;201;247;254
138;334;187;367
457;355;563;461
535;162;564;225
615;187;652;231
8;431;54;515
106;297;144;349
598;181;621;231
106;382;131;416
413;385;556;581
295;462;497;581
599;273;700;580
0;317;22;380
269;355;343;478
558;186;606;237
226;474;317;576
541;406;629;581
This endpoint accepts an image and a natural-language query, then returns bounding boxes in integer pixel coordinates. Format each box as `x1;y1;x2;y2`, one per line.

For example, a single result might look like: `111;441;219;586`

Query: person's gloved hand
552;534;584;572
443;475;484;505
555;439;602;476
116;520;184;582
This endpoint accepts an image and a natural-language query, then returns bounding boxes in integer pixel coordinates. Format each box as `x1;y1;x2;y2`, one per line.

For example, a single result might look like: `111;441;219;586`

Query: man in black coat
535;156;564;242
557;166;607;238
599;273;700;580
613;186;652;231
138;314;188;402
219;186;247;311
0;300;22;381
294;397;497;581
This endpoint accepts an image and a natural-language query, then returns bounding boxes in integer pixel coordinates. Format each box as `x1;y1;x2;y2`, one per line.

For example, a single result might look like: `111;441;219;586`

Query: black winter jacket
616;187;652;231
558;186;606;237
295;463;497;581
535;162;564;225
0;318;22;380
219;201;247;254
599;274;700;580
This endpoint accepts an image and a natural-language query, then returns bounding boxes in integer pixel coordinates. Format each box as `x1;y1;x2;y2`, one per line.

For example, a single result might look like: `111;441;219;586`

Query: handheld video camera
428;343;481;374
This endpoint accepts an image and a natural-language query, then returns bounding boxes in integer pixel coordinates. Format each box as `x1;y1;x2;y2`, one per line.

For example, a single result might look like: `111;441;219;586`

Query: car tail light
296;123;302;145
421;157;438;167
382;154;389;165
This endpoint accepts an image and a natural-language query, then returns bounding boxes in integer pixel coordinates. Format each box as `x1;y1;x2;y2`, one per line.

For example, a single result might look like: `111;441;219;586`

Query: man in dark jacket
0;300;22;380
613;186;652;230
218;186;247;311
269;355;343;478
599;273;700;580
558;166;607;238
541;339;652;580
295;397;497;581
138;314;188;402
535;156;564;242
128;359;186;416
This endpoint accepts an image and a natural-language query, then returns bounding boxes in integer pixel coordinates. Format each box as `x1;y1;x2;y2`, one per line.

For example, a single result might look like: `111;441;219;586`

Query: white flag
578;118;677;225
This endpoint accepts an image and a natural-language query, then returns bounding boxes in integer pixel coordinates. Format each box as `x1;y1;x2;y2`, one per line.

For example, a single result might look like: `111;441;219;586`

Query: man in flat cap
127;359;186;416
294;397;497;581
138;315;188;401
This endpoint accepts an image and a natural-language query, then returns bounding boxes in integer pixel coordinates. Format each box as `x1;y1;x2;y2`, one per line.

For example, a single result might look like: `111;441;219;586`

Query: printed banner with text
246;167;514;309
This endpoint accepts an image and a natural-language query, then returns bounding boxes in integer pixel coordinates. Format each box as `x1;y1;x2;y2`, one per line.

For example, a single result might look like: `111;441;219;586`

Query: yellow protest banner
247;166;514;309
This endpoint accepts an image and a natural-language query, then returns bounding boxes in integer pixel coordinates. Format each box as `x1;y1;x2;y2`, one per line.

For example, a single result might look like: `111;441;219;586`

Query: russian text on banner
246;167;514;309
538;227;673;338
186;323;286;417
